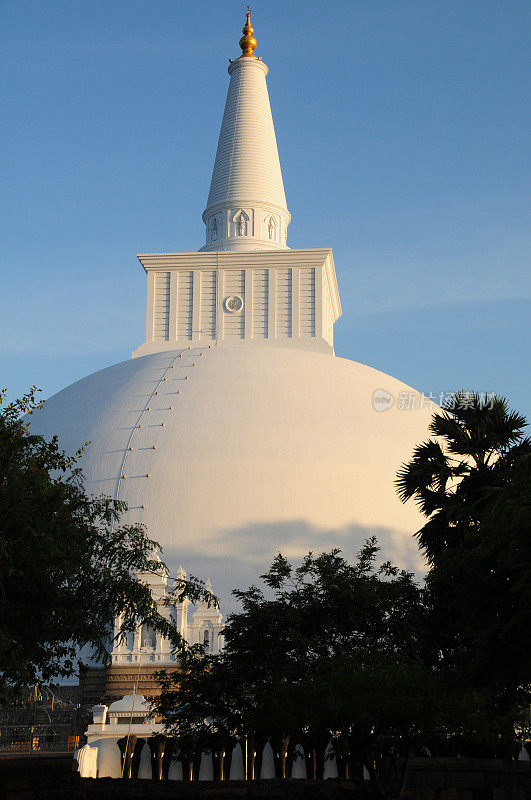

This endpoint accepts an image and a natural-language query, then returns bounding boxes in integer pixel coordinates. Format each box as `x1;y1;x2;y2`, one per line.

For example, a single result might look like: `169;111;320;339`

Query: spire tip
239;8;257;57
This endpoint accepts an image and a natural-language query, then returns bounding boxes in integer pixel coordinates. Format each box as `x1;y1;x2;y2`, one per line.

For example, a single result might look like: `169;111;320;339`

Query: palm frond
396;440;449;504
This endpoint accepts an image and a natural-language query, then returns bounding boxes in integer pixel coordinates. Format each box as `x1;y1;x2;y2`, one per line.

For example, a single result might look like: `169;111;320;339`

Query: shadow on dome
160;518;427;613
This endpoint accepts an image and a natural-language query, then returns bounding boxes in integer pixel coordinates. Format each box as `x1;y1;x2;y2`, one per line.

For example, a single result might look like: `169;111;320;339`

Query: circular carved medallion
224;295;244;313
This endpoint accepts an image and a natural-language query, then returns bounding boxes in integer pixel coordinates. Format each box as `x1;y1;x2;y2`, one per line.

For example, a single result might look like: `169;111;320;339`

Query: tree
396;392;531;748
396;391;530;562
0;388;213;694
154;541;485;798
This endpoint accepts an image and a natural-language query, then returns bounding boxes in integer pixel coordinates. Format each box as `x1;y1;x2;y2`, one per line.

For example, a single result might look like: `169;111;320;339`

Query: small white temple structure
111;559;224;667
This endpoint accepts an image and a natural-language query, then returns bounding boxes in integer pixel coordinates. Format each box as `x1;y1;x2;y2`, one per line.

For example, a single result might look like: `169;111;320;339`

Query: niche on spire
208;215;220;243
232;209;251;238
265;214;278;242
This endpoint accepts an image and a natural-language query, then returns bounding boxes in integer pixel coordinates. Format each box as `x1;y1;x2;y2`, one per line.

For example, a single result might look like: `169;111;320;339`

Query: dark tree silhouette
397;391;531;749
0;388;213;694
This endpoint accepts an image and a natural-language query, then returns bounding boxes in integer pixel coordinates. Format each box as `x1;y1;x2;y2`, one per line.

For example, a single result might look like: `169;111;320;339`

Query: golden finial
239;8;257;57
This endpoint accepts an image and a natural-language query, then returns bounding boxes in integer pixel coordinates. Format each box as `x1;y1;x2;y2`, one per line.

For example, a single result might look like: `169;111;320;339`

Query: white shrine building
30;12;437;699
110;558;223;668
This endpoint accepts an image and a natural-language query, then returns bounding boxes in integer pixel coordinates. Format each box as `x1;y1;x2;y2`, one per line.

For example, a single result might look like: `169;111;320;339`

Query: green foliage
396;391;530;562
0;388;214;693
397;391;531;741
154;542;487;796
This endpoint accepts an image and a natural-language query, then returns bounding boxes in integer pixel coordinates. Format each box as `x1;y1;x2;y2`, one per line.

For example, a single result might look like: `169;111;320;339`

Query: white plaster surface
291;746;306;779
74;744;98;778
91;736;122;778
137;742;152;779
206;57;286;210
229;743;244;780
168;760;184;780
30;344;434;612
260;741;275;779
201;56;290;251
107;694;150;715
323;743;338;779
199;751;214;780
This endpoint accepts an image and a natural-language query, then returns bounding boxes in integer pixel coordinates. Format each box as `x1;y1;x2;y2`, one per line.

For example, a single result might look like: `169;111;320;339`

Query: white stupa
30;13;435;614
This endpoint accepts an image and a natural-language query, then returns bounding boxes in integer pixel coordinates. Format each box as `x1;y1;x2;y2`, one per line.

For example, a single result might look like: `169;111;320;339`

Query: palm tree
396;391;530;563
397;393;531;752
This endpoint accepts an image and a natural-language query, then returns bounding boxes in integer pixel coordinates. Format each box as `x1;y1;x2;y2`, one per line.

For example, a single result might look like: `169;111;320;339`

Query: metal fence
0;735;79;754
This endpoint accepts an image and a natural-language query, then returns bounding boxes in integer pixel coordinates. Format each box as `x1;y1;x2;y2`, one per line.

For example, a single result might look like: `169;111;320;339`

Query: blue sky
2;0;530;421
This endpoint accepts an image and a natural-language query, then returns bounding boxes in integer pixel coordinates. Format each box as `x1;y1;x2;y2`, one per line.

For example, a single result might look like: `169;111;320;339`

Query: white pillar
315;265;323;340
169;271;178;342
267;268;276;339
244;269;252;339
292;267;300;339
192;270;201;341
145;271;155;343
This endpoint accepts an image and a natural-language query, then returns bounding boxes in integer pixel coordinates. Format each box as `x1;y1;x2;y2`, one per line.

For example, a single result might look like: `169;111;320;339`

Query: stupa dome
28;12;435;620
30;344;432;606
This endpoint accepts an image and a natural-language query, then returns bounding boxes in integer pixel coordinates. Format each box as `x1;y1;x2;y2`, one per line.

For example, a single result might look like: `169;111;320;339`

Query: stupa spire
199;11;291;252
